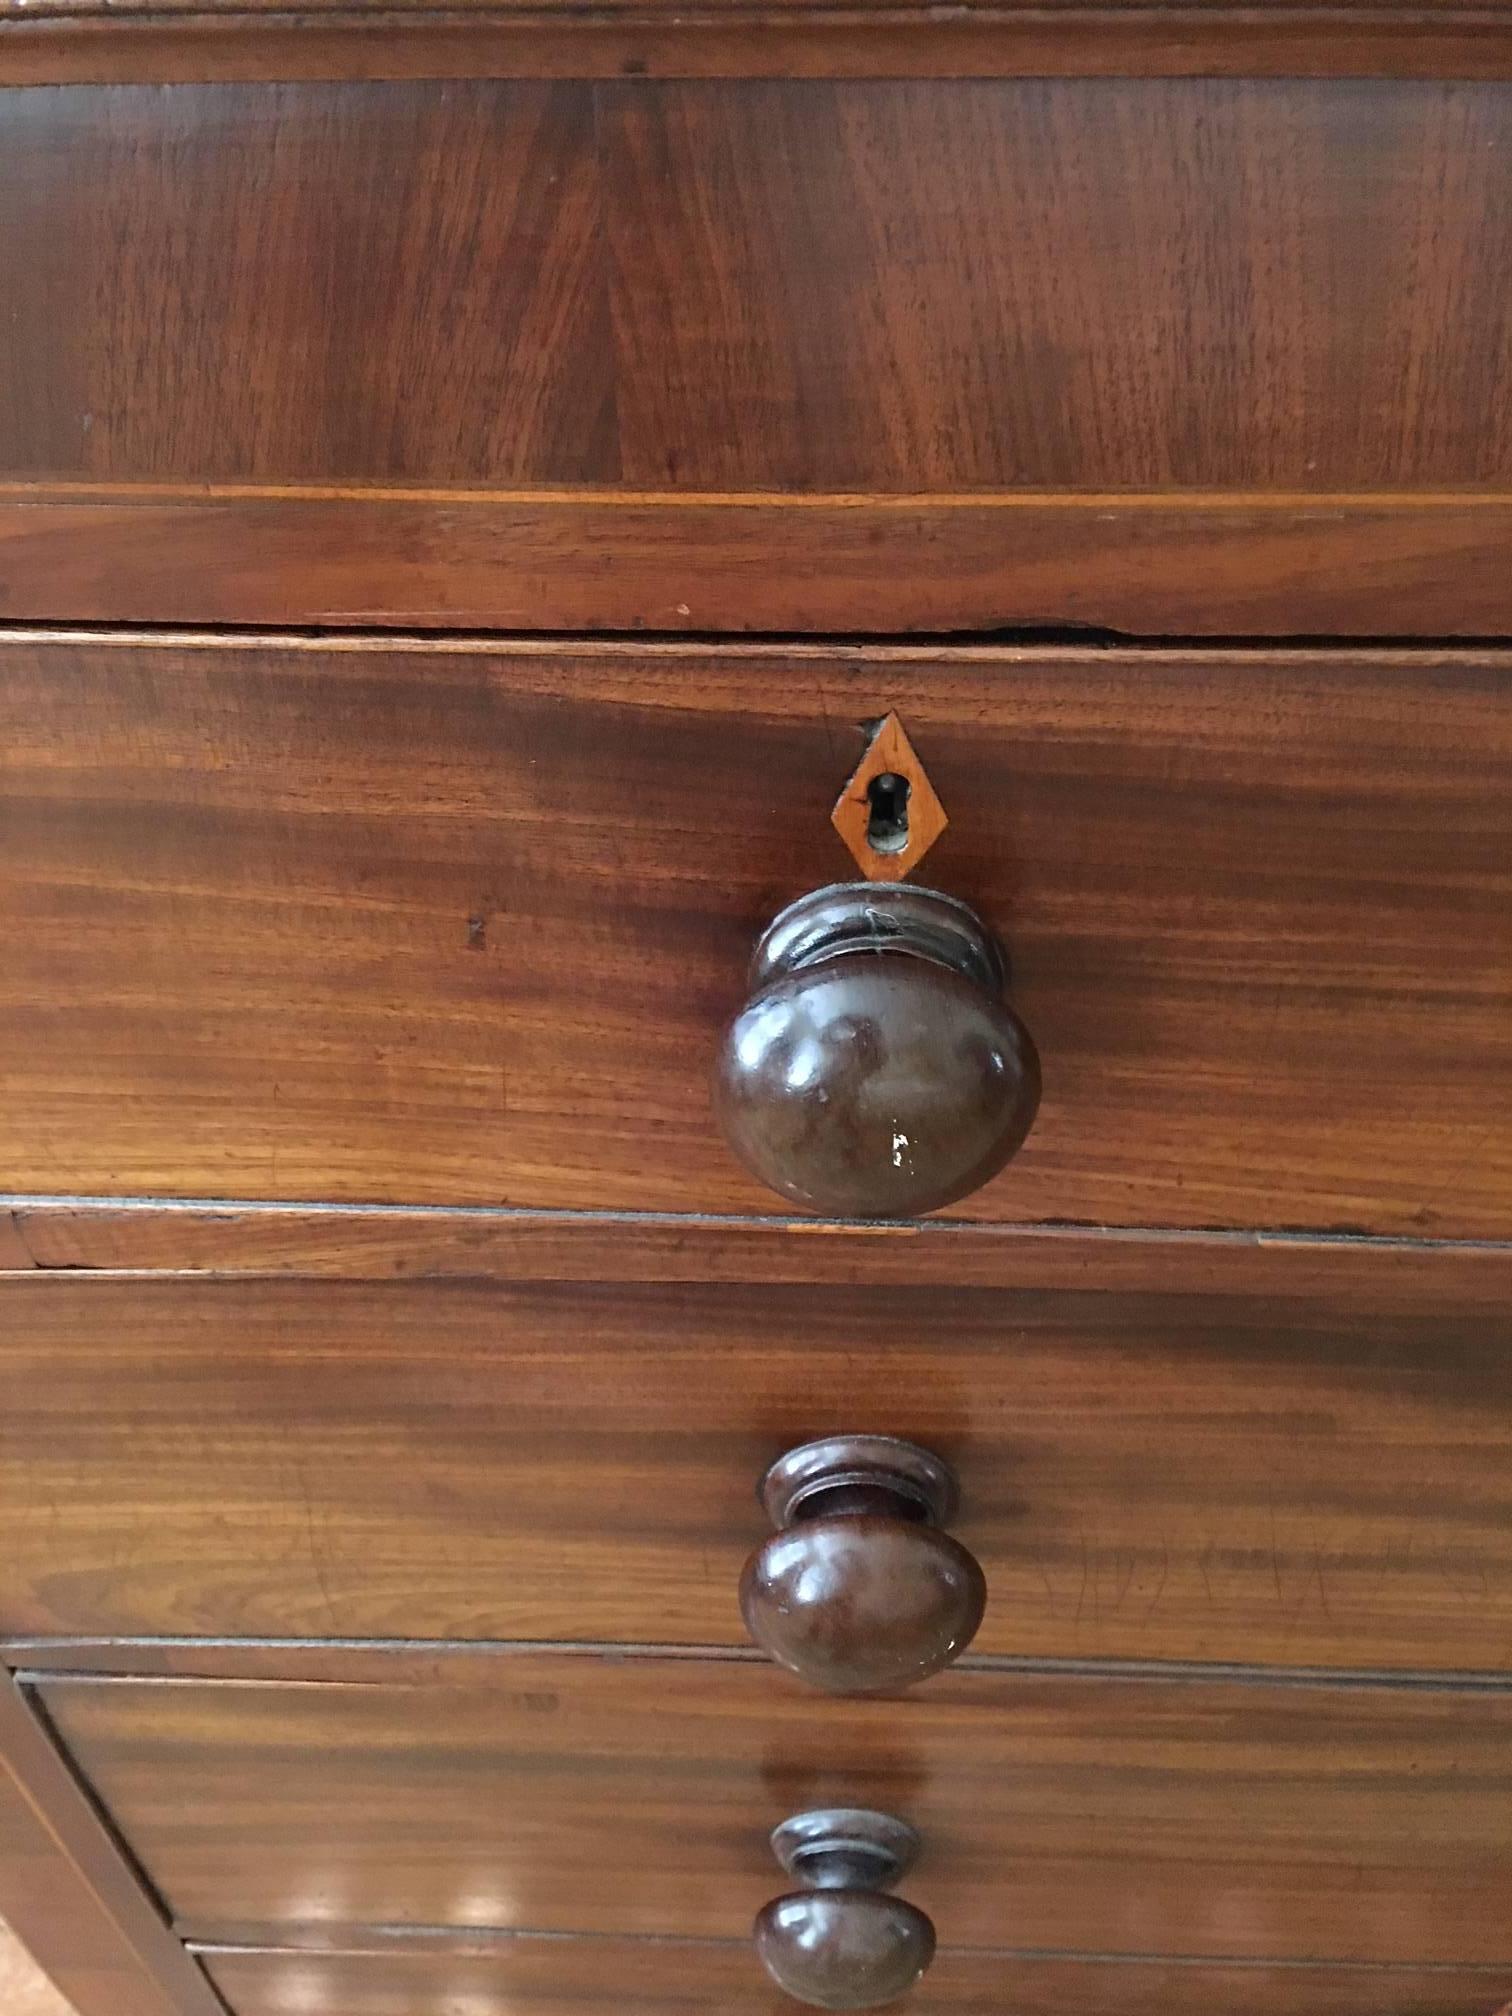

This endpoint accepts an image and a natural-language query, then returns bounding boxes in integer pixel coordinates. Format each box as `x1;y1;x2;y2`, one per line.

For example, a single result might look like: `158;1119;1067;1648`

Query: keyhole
865;772;912;855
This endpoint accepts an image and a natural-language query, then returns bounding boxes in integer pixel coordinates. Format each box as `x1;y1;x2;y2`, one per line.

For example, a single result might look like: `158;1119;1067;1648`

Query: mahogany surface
2;12;1511;2015
1;75;1511;629
35;1659;1512;1963
3;1233;1512;1664
3;635;1510;1233
4;490;1512;636
4;78;1511;493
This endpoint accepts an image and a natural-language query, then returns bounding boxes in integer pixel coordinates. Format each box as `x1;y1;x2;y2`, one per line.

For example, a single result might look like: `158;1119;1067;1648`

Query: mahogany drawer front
8;77;1511;498
4;1233;1512;1667
196;1941;1512;2016
3;78;1512;633
35;1660;1512;1963
4;633;1512;1234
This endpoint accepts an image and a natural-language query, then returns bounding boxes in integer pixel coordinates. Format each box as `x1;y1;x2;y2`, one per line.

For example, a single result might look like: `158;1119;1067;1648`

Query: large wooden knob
741;1437;986;1694
713;883;1039;1218
755;1809;935;2011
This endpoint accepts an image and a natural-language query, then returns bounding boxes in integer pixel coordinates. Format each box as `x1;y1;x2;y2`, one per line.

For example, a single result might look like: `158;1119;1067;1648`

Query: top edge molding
4;0;1512;19
4;2;1512;85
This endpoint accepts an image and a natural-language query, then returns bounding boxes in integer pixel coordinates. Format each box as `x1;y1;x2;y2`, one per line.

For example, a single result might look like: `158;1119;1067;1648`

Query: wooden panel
4;1231;1512;1663
1;79;1510;490
6;6;1512;89
0;1668;225;2016
4;73;1512;628
0;83;613;488
36;1661;1512;1961
197;1939;1512;2016
6;489;1512;636
603;78;1512;492
3;633;1511;1234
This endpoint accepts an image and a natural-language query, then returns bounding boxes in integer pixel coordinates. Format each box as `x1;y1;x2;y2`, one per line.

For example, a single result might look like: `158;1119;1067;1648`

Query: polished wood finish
742;1438;986;1695
714;885;1040;1219
5;1230;1512;1663
2;77;1509;488
0;1668;224;2016
196;1941;1512;2016
36;1660;1512;1961
0;84;612;486
3;76;1512;631
6;490;1512;635
4;634;1512;1232
0;17;1510;2016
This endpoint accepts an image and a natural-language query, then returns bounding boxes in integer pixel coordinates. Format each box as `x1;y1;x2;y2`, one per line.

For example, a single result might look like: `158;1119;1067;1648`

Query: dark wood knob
741;1436;986;1694
755;1809;935;2011
713;882;1039;1219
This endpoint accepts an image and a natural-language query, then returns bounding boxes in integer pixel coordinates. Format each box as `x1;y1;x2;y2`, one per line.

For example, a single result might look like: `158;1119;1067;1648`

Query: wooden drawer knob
755;1808;935;2011
713;883;1039;1218
741;1436;986;1694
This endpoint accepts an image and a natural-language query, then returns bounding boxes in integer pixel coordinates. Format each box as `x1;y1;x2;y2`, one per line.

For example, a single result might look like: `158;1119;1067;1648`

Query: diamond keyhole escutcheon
831;714;948;882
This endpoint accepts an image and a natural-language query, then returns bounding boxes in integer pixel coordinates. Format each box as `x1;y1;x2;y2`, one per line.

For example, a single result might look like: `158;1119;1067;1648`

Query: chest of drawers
3;6;1512;2015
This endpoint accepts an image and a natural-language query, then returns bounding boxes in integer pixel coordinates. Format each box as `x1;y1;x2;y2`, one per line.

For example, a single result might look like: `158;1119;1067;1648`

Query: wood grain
5;10;1512;91
604;79;1512;493
0;1669;223;2016
1;79;1511;507
0;83;613;488
6;489;1512;635
3;633;1510;1234
4;1233;1512;1665
35;1660;1512;1962
195;1940;1512;2016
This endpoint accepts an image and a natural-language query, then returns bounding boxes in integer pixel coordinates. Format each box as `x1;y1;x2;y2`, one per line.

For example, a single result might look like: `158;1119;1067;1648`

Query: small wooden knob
755;1809;935;2011
741;1437;986;1694
713;883;1039;1219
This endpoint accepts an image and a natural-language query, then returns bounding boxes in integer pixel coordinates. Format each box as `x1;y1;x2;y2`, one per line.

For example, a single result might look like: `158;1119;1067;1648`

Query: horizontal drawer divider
4;492;1512;635
183;1933;1512;1975
17;1644;1512;1693
8;1197;1512;1283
